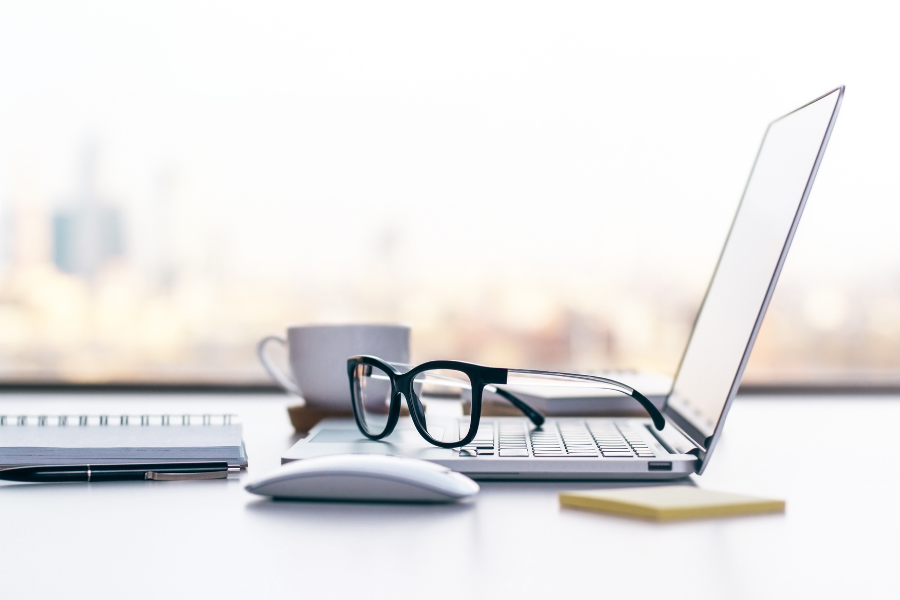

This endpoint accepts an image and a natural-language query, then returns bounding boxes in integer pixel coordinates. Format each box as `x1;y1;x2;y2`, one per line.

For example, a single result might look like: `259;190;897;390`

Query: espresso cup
258;324;410;408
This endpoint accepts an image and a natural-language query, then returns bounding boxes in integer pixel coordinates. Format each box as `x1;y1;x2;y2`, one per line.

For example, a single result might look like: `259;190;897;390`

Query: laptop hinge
647;419;704;471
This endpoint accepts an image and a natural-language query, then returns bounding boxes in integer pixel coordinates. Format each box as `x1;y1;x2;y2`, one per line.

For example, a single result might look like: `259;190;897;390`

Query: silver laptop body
283;88;844;479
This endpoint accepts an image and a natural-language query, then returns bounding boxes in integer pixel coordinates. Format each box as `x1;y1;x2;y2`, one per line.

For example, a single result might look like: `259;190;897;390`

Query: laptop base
282;418;697;481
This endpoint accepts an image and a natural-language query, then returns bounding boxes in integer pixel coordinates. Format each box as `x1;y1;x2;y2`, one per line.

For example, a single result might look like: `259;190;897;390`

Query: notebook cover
0;415;247;468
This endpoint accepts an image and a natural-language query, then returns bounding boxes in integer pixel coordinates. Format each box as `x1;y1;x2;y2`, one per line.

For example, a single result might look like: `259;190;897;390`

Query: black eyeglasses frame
347;355;665;450
347;355;513;449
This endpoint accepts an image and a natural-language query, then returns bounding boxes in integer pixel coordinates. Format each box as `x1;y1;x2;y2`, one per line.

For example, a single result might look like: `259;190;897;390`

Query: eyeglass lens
411;368;471;445
352;363;393;436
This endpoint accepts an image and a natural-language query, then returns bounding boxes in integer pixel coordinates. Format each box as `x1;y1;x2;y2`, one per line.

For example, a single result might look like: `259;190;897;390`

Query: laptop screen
665;89;843;455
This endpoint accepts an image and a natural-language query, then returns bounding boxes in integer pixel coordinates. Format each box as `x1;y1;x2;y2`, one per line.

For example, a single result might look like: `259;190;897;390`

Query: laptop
283;87;845;479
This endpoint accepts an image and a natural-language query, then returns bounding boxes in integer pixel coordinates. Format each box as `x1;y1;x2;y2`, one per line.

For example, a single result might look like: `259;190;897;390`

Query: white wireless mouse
245;454;480;503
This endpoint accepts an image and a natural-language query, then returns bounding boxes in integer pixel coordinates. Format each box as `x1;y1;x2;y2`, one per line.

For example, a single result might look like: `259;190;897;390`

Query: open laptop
283;87;845;479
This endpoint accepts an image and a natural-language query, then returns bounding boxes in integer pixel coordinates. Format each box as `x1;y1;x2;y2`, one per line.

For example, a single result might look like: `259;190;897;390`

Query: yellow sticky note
559;486;785;521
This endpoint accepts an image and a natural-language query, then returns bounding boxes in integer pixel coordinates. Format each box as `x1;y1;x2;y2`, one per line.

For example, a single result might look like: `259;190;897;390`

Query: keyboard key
499;449;529;457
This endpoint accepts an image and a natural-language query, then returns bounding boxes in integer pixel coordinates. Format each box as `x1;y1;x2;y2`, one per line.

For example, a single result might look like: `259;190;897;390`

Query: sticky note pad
559;486;785;521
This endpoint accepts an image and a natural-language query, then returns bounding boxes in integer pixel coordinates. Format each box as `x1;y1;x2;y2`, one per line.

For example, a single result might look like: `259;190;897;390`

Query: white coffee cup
258;324;410;408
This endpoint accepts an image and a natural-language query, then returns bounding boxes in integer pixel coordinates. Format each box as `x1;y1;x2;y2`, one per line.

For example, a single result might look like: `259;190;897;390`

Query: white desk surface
0;393;896;600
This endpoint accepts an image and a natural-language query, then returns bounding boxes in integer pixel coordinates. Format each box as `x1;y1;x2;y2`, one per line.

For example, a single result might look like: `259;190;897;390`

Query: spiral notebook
0;414;247;468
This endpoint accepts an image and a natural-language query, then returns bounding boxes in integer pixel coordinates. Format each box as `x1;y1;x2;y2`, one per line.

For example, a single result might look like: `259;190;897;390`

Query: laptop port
648;461;672;471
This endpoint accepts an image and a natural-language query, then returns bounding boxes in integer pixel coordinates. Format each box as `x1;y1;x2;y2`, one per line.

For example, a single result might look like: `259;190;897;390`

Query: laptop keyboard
457;421;657;458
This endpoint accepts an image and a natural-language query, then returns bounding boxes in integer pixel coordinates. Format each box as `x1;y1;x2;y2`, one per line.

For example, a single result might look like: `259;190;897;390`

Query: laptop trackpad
309;428;434;447
301;427;455;460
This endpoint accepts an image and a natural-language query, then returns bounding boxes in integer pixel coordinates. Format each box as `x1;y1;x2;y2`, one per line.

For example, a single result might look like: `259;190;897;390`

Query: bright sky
0;1;897;297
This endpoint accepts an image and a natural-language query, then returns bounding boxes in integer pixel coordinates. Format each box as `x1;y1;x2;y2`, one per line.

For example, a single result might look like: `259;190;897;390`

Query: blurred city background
1;2;899;386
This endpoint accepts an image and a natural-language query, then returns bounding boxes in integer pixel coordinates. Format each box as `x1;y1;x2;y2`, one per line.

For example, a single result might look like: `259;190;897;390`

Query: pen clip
145;471;229;481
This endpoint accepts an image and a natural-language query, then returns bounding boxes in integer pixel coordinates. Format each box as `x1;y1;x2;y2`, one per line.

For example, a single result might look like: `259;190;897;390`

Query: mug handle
258;336;302;396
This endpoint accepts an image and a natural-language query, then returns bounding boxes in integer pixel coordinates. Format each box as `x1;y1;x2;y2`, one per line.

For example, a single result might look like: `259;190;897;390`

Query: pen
0;462;232;483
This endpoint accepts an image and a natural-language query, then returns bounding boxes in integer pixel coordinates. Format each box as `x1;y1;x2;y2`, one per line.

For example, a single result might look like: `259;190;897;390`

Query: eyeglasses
347;355;665;449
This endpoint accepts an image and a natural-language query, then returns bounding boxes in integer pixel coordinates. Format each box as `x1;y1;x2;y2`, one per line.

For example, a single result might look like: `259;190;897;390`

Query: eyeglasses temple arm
487;386;546;427
629;388;665;431
504;369;666;431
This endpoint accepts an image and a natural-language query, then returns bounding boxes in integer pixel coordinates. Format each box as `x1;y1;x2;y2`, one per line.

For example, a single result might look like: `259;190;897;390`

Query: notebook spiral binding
0;414;239;427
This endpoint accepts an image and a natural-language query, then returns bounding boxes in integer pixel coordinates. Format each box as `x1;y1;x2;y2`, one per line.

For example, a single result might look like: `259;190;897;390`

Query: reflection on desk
0;392;897;600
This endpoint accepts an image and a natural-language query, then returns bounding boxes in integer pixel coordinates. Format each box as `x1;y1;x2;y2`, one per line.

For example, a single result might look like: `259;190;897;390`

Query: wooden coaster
287;405;353;434
287;403;412;434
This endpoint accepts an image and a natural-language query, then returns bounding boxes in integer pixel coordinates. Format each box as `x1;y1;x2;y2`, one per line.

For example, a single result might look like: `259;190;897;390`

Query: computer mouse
244;454;480;503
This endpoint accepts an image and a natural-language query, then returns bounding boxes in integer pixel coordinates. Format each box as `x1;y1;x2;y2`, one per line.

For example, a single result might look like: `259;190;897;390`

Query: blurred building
52;144;123;278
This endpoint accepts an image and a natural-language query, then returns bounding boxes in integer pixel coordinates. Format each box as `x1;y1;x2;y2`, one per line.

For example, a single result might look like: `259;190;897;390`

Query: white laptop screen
666;89;842;445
